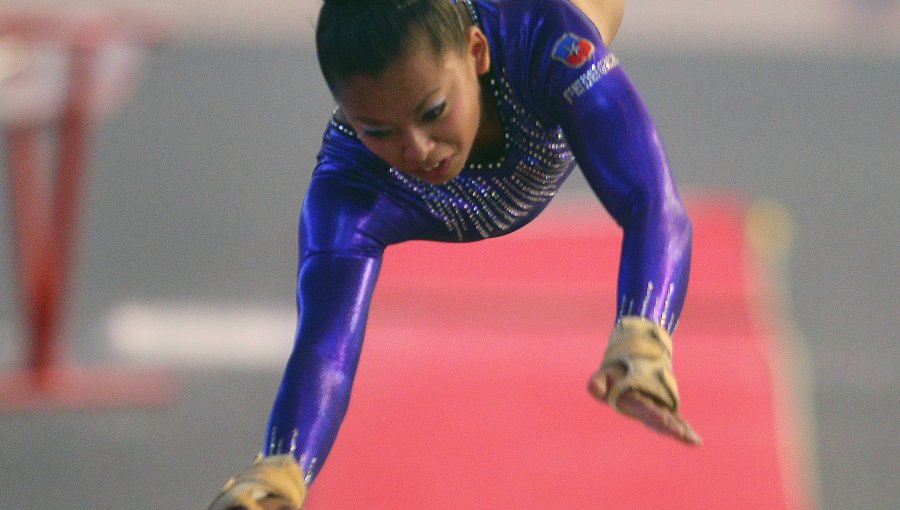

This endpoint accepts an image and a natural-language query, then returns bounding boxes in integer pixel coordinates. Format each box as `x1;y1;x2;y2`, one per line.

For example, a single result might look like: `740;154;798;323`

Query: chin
440;157;466;182
419;174;455;185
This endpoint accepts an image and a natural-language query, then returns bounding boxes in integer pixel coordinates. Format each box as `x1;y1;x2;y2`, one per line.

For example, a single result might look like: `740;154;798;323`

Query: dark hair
316;0;473;94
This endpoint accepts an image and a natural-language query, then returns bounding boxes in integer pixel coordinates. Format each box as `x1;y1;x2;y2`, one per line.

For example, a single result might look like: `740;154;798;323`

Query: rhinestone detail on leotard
385;72;574;240
329;71;575;241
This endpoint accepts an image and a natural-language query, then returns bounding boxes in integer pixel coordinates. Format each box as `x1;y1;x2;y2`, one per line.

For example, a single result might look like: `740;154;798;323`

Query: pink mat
305;195;815;509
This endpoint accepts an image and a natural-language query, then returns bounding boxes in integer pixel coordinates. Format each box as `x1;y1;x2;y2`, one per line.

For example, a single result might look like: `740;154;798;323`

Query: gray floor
1;44;898;509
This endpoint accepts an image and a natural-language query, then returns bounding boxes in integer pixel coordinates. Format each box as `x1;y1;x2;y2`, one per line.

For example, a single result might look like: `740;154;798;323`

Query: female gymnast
209;1;699;508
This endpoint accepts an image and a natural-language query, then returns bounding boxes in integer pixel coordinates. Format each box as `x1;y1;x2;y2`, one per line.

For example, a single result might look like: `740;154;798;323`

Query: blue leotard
265;0;692;484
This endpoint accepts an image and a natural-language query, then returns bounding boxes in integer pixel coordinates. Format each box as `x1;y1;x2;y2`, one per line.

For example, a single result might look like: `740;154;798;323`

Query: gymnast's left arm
527;0;699;444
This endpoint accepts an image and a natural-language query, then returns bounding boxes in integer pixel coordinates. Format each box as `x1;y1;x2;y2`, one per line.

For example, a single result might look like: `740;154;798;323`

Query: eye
362;127;393;139
422;101;447;122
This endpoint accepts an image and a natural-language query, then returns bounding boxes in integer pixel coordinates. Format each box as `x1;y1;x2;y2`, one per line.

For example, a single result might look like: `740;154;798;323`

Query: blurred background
0;0;898;508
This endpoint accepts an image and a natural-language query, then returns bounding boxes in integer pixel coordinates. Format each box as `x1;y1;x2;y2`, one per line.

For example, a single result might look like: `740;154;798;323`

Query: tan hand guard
208;453;307;510
600;316;679;412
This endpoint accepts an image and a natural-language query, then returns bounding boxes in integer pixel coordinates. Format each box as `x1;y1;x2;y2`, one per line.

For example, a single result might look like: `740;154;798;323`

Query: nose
401;127;434;165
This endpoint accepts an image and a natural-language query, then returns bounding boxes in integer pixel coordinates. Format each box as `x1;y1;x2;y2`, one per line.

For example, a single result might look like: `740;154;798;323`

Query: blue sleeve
262;123;469;482
526;0;692;333
263;170;385;483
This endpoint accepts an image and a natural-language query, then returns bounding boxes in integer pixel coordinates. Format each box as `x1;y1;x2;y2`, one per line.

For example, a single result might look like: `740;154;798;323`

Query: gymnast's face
335;27;492;184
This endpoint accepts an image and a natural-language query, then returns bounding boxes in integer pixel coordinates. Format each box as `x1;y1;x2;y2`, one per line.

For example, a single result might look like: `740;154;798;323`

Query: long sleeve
265;249;381;483
260;116;503;483
264;150;397;483
524;0;692;332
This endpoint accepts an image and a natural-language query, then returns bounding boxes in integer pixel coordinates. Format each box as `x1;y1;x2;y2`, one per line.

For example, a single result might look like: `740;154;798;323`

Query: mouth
417;157;452;182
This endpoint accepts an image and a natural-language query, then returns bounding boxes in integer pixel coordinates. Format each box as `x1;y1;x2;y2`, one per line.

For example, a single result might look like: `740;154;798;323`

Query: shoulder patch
551;32;595;68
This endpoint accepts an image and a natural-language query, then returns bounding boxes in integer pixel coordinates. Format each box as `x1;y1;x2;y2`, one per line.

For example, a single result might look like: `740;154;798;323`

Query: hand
588;363;701;445
208;453;307;510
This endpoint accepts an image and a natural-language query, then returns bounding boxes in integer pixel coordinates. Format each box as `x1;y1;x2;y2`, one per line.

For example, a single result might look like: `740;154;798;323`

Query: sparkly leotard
266;0;692;483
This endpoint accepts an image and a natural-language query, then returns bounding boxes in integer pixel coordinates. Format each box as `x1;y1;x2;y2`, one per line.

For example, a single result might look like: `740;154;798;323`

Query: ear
466;26;491;76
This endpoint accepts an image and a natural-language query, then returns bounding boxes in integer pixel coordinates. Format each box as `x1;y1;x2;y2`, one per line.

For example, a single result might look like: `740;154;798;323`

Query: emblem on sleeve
551;32;595;68
562;53;620;104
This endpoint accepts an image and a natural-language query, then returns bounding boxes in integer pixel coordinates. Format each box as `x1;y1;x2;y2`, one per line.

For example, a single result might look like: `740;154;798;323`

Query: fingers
587;370;609;400
616;390;702;445
588;368;702;445
586;364;625;401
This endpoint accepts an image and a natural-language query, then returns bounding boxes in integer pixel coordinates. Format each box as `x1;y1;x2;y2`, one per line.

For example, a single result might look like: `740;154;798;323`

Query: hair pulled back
316;0;473;94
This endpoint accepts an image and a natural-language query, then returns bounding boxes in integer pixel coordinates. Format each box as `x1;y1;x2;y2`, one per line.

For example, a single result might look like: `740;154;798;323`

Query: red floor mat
305;194;815;509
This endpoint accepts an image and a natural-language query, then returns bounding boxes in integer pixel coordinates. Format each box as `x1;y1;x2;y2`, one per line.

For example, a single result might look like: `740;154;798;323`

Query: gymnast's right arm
209;187;381;508
264;171;389;486
209;179;384;510
208;129;423;509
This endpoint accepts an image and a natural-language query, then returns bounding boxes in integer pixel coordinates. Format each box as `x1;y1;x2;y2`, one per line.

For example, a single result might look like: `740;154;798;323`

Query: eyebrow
350;86;443;126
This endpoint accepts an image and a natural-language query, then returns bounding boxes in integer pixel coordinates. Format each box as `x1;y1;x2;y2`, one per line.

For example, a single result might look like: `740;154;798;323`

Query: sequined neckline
459;0;510;171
